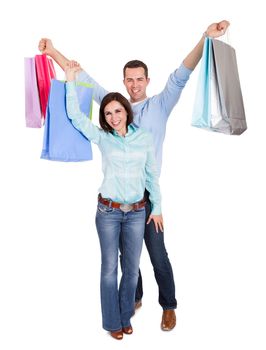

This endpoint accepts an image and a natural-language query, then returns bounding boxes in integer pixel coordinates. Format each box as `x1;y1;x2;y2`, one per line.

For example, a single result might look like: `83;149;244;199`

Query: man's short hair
123;60;148;79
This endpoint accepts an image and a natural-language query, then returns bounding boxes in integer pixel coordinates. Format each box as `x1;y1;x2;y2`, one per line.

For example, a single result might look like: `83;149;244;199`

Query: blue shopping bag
191;37;212;129
41;80;93;161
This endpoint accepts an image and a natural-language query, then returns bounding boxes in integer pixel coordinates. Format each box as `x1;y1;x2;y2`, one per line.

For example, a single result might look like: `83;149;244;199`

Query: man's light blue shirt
77;63;192;175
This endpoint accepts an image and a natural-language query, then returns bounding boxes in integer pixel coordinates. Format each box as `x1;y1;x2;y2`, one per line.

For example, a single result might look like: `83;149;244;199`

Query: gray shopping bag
210;39;247;135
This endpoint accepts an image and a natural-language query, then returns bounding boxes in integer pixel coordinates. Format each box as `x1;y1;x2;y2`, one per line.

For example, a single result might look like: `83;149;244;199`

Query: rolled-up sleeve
158;63;193;116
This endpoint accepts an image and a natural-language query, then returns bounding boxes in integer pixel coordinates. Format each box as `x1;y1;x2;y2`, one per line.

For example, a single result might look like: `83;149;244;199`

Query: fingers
155;219;164;233
206;20;230;38
38;38;54;53
68;60;80;68
65;60;80;75
218;20;230;31
38;39;46;52
39;38;47;48
158;220;164;233
154;220;164;233
147;215;164;234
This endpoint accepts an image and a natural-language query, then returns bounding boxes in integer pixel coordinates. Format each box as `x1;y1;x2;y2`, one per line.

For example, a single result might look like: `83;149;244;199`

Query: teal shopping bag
191;37;212;129
41;80;93;161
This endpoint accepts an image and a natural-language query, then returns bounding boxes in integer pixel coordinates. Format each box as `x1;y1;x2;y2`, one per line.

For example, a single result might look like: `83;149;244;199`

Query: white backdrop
1;1;265;349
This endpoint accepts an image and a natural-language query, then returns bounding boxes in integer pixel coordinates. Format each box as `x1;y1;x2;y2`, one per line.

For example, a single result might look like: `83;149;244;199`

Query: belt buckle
120;204;133;213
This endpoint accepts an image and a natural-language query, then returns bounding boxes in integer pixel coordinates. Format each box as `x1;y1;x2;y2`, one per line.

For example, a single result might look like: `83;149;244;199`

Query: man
38;20;229;331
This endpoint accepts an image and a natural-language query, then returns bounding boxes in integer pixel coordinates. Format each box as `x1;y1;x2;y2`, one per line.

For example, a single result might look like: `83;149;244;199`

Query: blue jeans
135;190;177;310
95;202;145;331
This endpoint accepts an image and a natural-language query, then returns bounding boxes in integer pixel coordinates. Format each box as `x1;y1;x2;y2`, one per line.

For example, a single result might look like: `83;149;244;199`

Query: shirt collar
131;97;148;106
112;123;138;137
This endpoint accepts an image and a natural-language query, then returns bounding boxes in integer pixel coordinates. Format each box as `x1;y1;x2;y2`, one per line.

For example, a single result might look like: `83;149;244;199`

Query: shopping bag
35;54;56;119
192;38;247;135
191;37;212;129
24;57;42;128
211;39;247;135
41;80;93;162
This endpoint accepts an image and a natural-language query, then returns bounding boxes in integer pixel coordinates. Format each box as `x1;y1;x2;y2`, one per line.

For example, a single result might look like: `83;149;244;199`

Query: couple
38;19;229;340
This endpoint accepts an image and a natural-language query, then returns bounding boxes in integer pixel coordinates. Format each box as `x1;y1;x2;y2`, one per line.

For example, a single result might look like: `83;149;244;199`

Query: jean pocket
97;203;114;214
133;206;146;213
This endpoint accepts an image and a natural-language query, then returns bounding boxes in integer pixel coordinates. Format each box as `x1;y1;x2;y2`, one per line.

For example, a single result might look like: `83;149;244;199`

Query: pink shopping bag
24;57;42;128
35;54;56;119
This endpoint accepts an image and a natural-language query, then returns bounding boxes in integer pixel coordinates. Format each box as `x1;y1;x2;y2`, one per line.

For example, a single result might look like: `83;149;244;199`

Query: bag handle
218;26;231;46
225;26;231;45
204;26;231;46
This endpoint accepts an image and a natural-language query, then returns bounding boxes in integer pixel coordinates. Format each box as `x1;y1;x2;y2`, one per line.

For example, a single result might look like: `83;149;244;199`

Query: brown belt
98;194;146;213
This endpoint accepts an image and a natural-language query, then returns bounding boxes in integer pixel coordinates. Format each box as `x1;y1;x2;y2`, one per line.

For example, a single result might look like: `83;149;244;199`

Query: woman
65;61;163;340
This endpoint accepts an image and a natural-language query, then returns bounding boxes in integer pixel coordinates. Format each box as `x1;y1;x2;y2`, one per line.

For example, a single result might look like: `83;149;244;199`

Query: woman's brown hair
99;92;133;133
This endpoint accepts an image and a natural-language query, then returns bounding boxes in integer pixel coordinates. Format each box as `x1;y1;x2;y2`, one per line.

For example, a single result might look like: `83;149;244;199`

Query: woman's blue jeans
95;202;145;331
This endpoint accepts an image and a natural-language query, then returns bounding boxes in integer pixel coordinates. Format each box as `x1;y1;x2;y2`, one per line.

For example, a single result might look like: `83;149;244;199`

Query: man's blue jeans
96;202;145;331
135;190;177;310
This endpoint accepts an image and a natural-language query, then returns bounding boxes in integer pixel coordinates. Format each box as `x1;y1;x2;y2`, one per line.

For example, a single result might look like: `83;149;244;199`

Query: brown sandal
110;329;123;340
122;326;133;334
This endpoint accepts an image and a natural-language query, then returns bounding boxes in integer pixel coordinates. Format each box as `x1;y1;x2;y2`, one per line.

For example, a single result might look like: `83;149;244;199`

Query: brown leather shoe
135;300;142;311
110;329;123;340
122;326;133;334
161;309;176;331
